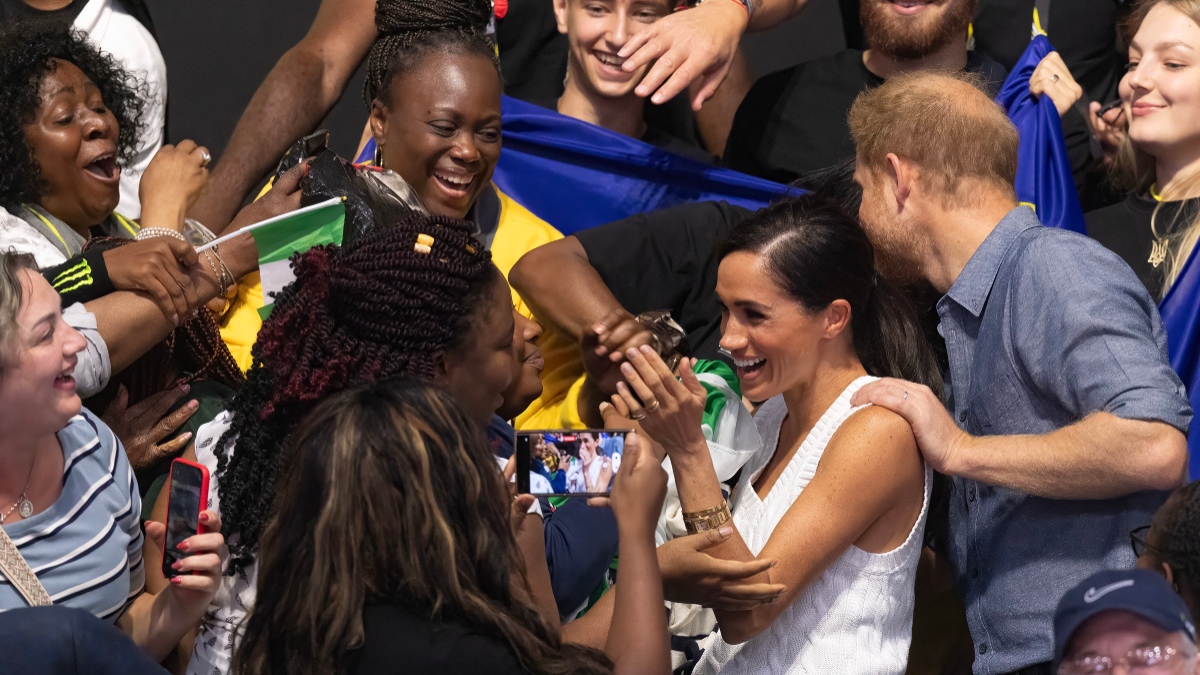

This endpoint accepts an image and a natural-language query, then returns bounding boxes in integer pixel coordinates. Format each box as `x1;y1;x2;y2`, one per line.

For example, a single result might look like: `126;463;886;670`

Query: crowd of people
1;0;1200;674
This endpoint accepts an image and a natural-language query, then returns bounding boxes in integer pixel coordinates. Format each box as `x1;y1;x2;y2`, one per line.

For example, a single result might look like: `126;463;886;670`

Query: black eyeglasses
1130;525;1159;558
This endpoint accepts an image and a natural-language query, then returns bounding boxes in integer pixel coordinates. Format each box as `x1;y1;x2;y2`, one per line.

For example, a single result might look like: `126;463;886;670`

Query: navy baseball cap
1054;569;1197;664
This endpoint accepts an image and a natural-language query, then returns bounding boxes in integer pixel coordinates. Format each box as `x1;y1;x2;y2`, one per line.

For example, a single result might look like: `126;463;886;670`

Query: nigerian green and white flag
198;197;346;319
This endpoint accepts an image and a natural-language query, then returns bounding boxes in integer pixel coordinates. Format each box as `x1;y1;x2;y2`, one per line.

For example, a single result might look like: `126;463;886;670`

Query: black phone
516;429;630;496
161;459;209;579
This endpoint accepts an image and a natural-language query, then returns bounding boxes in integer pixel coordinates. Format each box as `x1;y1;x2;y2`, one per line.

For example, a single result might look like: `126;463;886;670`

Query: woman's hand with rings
1029;51;1083;117
611;345;708;457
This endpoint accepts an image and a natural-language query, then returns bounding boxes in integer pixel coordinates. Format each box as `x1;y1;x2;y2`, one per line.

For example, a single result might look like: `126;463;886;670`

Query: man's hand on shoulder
850;378;971;476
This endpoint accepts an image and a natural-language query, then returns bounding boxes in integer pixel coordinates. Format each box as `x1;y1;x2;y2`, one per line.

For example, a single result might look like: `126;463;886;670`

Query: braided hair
364;0;500;107
216;212;498;574
1156;481;1200;610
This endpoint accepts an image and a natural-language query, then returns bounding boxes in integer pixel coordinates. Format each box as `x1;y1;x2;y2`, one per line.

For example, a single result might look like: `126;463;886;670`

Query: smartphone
161;459;209;579
517;429;629;496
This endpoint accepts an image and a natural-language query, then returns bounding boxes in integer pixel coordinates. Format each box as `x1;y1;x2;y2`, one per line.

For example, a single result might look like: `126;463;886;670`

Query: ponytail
716;195;942;396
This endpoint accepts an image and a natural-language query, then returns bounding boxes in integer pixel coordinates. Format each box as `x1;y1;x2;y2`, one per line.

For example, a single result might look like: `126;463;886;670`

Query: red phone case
166;454;211;533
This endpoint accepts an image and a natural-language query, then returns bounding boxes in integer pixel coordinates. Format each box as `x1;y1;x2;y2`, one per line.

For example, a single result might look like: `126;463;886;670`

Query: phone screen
162;461;206;578
516;430;629;496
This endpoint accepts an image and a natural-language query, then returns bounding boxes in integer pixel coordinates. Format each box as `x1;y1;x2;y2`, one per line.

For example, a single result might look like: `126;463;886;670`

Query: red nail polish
172;561;183;571
177;541;189;552
170;577;181;585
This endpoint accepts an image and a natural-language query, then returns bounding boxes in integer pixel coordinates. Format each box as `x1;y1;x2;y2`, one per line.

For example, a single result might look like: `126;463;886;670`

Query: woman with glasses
1132;481;1200;617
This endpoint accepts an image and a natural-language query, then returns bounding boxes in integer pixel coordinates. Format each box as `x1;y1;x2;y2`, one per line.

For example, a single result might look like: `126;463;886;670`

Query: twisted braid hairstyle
0;25;146;210
234;379;612;675
216;212;498;574
1155;481;1200;612
364;0;500;107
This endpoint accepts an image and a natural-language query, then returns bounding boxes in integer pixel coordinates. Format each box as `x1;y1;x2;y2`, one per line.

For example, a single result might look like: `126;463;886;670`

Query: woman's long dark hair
233;379;611;675
715;194;943;397
215;212;499;574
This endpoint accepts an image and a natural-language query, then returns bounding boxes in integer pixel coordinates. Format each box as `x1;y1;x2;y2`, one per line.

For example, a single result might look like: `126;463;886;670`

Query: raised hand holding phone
146;459;227;613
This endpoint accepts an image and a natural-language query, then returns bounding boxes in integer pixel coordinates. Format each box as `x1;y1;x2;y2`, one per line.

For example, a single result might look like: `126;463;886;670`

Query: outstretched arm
851;380;1187;499
187;0;377;232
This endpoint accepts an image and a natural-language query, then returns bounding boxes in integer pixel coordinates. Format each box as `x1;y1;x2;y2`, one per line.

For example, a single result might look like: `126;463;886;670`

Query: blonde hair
0;251;37;373
1114;0;1200;298
848;70;1019;204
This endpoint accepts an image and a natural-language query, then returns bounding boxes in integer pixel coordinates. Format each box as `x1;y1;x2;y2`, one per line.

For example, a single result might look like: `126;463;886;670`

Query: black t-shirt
343;604;531;675
1086;194;1200;299
723;49;1007;183
495;0;569;106
575;200;754;360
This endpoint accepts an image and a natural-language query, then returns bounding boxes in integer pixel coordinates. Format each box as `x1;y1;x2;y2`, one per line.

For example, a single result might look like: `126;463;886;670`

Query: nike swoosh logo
1084;579;1135;603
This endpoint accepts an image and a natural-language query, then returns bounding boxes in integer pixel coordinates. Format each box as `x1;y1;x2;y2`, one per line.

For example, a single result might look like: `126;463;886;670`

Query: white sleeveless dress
693;376;930;675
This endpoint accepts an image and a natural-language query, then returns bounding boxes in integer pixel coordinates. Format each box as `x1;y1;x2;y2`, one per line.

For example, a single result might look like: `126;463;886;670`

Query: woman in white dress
612;196;944;675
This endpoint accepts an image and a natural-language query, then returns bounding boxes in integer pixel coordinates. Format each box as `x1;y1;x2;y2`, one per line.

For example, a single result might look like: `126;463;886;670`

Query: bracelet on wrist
683;500;732;535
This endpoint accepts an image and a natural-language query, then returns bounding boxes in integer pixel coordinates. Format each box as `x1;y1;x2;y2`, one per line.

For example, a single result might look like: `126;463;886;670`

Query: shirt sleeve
94;412;146;611
62;303;111;398
1009;231;1192;433
575;201;745;317
541;497;618;614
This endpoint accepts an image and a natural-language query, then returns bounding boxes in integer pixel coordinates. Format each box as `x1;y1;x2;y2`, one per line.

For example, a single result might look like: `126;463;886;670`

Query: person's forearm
119;590;198;662
509;238;623;342
948;413;1188;499
747;0;810;31
189;49;337;232
516;514;562;632
605;532;670;675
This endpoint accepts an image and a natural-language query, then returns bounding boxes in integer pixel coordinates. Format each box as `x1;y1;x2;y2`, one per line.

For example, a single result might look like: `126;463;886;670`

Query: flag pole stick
195;196;344;253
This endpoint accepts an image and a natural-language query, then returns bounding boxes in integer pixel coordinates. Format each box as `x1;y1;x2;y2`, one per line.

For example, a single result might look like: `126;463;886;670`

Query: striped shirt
0;410;145;621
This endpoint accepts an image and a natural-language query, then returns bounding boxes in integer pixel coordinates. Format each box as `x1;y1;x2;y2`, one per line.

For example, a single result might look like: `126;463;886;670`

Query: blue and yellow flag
1160;247;1200;479
995;35;1087;233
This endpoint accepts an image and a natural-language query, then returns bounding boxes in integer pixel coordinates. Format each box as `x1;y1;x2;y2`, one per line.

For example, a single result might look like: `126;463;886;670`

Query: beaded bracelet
136;227;188;243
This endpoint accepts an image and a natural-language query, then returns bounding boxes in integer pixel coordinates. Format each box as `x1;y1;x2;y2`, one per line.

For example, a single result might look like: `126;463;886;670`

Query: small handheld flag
200;197;346;319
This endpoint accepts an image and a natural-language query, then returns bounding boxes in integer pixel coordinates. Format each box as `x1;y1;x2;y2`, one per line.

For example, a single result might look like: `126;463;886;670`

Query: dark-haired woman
233;378;671;675
221;0;569;380
0;26;207;269
611;196;940;674
1136;480;1200;617
185;213;524;675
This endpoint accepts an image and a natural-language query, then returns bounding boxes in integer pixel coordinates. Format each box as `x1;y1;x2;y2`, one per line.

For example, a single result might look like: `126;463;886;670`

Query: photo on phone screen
516;430;629;496
162;460;208;579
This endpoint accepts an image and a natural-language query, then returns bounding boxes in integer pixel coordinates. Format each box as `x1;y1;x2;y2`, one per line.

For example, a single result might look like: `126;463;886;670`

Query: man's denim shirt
935;207;1191;674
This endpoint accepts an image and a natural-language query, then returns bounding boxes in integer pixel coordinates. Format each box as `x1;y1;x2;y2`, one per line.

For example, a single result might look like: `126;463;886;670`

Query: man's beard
860;0;975;62
859;196;928;287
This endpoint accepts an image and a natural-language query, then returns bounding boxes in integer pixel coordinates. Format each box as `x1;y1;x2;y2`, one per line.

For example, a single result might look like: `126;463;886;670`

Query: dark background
143;0;846;163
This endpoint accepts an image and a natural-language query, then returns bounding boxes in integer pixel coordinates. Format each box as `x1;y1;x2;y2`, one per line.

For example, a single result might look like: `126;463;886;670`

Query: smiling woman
0;25;210;268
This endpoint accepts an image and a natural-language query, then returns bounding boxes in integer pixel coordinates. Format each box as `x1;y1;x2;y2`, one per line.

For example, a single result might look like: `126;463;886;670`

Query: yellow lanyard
23;205;139;252
23;205;71;252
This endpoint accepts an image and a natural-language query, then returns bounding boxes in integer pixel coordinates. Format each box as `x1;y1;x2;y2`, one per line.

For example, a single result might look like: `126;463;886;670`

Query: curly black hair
0;24;147;210
364;0;501;107
1156;481;1200;610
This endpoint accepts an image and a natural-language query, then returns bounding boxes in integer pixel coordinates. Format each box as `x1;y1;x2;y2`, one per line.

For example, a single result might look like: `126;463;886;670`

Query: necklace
1148;184;1169;269
0;451;37;524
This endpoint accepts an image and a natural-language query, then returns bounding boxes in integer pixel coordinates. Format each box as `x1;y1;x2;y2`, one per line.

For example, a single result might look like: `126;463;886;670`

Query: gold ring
1051;74;1059;83
645;399;661;413
631;410;648;421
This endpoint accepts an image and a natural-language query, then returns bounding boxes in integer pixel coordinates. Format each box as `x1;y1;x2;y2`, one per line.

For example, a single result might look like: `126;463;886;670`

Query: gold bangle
683;500;732;535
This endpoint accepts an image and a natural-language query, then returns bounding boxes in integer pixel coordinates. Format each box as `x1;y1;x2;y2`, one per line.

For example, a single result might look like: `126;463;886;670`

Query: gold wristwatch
683;501;732;534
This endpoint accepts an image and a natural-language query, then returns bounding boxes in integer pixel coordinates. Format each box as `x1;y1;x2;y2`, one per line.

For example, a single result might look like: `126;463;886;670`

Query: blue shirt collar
943;206;1041;318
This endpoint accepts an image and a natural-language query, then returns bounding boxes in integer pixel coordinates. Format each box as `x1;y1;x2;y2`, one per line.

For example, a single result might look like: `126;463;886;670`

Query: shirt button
971;568;980;579
958;411;967;423
979;643;988;654
968;488;976;502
